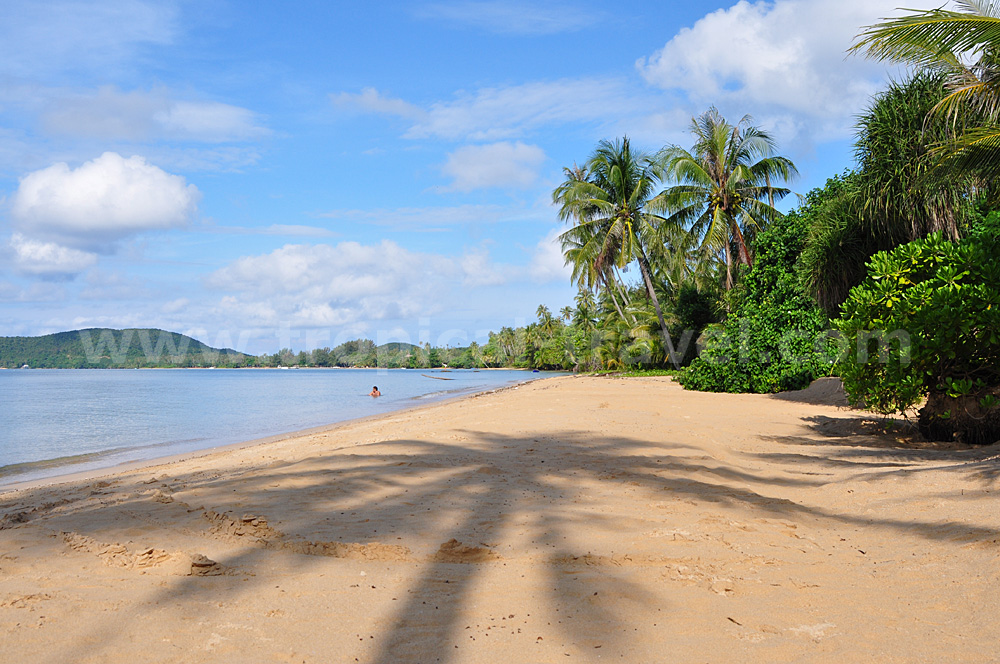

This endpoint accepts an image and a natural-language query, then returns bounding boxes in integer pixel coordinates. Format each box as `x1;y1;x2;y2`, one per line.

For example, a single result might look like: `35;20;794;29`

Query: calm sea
0;368;554;487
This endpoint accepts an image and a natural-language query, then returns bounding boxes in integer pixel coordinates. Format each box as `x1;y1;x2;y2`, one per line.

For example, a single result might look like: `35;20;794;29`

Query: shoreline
2;375;998;662
0;374;549;496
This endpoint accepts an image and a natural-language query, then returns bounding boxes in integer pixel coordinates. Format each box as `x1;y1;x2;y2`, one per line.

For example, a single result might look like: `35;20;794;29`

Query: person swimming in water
370;386;381;397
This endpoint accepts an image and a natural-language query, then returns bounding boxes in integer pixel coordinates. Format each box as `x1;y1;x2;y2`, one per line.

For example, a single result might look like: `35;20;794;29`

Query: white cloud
334;79;643;142
41;86;270;142
11;152;200;247
8;233;98;277
330;88;424;119
154;101;270;142
459;248;511;287
207;241;456;328
529;227;571;283
407;78;640;141
417;1;603;35
637;0;941;142
441;141;546;192
206;240;524;329
0;0;177;79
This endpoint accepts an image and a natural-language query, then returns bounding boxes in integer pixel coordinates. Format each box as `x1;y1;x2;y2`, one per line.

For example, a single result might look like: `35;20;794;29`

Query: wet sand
1;375;998;663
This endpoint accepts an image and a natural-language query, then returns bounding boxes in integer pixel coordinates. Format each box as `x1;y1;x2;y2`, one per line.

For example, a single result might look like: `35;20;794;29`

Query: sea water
0;368;554;487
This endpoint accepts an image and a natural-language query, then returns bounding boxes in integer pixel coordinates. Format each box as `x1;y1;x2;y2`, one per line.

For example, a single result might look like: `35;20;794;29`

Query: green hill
0;328;252;369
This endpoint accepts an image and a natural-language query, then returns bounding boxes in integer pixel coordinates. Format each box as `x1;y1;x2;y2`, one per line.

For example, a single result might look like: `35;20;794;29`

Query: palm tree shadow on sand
4;423;1000;663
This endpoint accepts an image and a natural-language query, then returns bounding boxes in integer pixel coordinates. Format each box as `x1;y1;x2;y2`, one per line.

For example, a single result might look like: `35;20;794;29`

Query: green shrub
835;224;1000;443
670;283;717;366
678;210;834;393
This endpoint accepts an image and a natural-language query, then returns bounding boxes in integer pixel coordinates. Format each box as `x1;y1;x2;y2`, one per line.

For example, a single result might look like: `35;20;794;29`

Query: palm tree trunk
724;241;733;291
611;267;632;305
732;221;752;268
601;272;634;325
636;249;680;368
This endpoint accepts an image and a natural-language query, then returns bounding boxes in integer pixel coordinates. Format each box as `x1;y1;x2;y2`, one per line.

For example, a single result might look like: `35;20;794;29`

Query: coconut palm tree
850;0;1000;178
555;164;636;325
655;107;798;291
554;137;680;367
571;289;598;334
535;304;559;338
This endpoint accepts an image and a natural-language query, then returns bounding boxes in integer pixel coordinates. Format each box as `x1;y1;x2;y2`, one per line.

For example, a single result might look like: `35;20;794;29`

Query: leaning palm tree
554;137;680;367
850;0;1000;178
655;108;797;291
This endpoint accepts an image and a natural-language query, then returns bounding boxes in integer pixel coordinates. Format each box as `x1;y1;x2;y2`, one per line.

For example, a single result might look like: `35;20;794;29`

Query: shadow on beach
3;410;1000;662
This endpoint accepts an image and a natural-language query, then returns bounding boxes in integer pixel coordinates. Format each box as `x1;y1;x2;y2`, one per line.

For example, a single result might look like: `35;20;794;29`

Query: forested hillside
0;329;250;368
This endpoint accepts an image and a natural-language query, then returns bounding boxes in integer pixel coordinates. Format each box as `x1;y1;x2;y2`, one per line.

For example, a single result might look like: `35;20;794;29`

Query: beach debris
204;510;280;544
0;593;52;609
151;489;174;504
0;510;31;530
61;532;225;576
433;538;499;563
0;498;73;530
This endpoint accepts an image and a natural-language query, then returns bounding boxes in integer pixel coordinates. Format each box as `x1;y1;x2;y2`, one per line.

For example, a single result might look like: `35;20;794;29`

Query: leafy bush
836;223;1000;443
677;210;833;393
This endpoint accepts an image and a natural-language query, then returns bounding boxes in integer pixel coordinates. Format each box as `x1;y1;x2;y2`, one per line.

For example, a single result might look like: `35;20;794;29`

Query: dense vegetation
0;329;250;369
836;216;1000;443
677;201;832;393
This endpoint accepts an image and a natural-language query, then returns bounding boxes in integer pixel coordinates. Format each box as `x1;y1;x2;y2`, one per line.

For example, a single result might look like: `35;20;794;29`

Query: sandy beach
1;375;999;663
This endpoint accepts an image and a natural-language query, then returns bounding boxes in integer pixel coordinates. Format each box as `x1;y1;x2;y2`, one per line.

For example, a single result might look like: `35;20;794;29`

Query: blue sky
0;0;936;354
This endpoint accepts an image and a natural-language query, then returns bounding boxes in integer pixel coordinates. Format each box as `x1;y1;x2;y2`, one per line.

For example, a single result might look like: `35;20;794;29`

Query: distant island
0;329;481;369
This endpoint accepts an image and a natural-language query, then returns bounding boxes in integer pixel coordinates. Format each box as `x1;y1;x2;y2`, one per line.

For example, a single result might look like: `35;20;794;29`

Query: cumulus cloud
529;227;571;283
207;240;522;328
8;233;98;278
207;241;456;328
417;1;603;35
637;0;945;142
41;86;270;142
10;152;200;248
441;142;546;192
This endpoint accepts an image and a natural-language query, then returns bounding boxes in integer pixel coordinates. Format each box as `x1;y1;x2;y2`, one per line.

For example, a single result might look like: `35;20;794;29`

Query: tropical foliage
656;107;798;291
554;138;680;365
851;0;1000;179
677;203;833;393
836;216;1000;444
799;74;983;313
